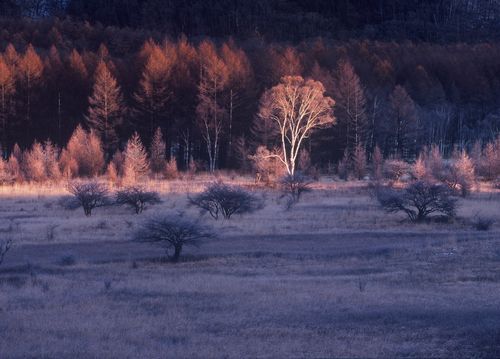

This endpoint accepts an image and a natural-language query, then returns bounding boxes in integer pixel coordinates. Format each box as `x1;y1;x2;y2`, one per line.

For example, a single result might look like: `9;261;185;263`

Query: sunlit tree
257;76;335;176
86;61;124;155
123;132;149;184
134;43;173;139
196;40;229;172
0;57;15;155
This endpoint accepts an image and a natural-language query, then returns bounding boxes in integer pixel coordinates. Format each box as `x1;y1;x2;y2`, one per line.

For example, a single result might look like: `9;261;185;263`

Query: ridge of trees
3;1;500;42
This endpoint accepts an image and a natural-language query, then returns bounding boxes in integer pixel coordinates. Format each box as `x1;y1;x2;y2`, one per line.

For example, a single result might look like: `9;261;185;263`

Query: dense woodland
3;1;500;42
0;3;499;178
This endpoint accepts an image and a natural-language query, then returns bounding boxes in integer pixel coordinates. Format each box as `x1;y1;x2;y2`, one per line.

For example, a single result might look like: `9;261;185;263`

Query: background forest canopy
0;1;499;174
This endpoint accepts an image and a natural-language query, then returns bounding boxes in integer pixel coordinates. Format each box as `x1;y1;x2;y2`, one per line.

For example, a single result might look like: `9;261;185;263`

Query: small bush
67;181;110;216
493;177;500;189
376;180;457;222
115;186;161;214
472;216;494;231
135;215;213;262
0;239;12;266
279;172;312;209
249;146;286;185
189;182;262;220
383;160;409;181
59;254;76;266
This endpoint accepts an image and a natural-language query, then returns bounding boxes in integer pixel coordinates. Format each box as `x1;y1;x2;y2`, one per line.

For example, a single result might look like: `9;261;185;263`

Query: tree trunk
172;245;182;262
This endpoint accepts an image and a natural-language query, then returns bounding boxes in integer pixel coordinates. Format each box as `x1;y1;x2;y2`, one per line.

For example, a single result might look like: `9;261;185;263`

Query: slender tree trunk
172;245;182;262
58;91;62;144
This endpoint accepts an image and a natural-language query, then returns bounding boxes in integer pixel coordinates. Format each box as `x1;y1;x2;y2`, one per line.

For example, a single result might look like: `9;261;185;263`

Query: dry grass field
0;177;499;358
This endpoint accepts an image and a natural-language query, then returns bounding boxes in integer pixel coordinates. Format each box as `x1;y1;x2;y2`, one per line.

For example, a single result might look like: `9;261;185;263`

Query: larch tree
169;36;198;168
67;49;89;128
333;60;367;154
196;40;229;172
86;60;124;155
18;44;43;142
257;76;336;176
4;44;19;68
0;57;15;156
134;43;173;139
221;41;253;162
23;140;46;182
123;132;150;184
65;125;105;177
388;85;418;159
150;127;166;174
44;45;65;143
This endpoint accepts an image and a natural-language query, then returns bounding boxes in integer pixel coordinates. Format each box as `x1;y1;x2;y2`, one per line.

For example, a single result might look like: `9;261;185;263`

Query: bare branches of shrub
189;182;262;220
135;215;213;262
0;239;12;266
376;180;457;222
279;172;311;209
67;181;110;216
471;216;494;231
115;186;161;214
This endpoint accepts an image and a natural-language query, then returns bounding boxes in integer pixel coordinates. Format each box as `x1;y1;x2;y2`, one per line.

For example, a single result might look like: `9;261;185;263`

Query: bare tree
135;215;213;262
333;60;368;153
257;76;335;176
67;181;110;216
197;40;229;172
377;180;457;222
189;182;262;220
115;186;161;214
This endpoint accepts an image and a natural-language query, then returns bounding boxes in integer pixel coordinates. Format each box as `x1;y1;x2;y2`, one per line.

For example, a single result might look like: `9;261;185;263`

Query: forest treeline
2;0;500;42
0;16;499;173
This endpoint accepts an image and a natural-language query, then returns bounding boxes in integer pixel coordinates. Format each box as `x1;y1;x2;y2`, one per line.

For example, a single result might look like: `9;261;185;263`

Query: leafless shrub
115;186;161;214
0;239;12;266
189;182;262;220
59;254;76;266
279;172;312;209
494;177;500;189
376;180;457;222
67;181;110;216
471;216;494;231
135;215;213;262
